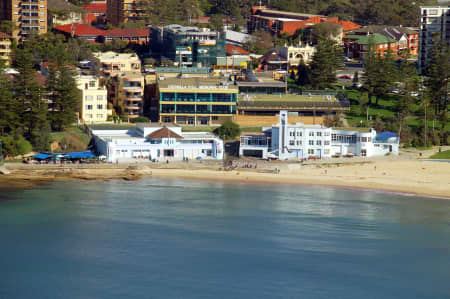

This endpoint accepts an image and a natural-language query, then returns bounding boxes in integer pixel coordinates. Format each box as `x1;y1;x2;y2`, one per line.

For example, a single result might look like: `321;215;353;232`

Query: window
85;95;93;101
40;12;44;16
316;132;322;137
361;137;367;142
324;141;330;145
332;134;337;141
309;140;314;145
324;149;330;155
89;81;96;87
97;114;103;119
188;117;195;125
40;26;45;30
296;131;302;137
97;95;103;101
308;149;314;154
309;131;314;136
289;131;294;137
316;140;321;146
163;116;171;122
296;140;302;145
40;19;45;22
97;105;103;109
85;105;93;110
212;116;218;120
289;140;295;146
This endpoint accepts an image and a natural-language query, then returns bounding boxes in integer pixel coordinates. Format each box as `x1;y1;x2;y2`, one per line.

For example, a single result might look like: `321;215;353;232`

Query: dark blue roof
376;132;397;139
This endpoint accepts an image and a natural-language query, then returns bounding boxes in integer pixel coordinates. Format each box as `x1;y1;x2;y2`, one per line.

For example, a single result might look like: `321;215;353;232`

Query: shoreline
148;168;450;200
1;159;449;199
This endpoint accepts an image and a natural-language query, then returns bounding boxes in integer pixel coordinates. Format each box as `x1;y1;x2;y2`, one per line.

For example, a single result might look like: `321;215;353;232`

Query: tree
309;37;342;89
46;46;81;131
310;22;342;44
13;46;49;146
243;31;274;55
425;38;449;115
363;39;398;105
296;59;311;87
214;121;241;140
0;60;17;135
352;71;359;83
209;14;224;31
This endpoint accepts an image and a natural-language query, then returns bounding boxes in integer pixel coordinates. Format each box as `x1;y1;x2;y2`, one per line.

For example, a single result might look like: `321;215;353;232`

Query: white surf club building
240;111;399;159
92;123;224;162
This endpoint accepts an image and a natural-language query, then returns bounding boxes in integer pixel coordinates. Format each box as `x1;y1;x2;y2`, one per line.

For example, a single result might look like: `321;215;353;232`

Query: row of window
288;131;330;137
85;114;104;119
85;105;104;110
289;140;330;146
85;95;104;101
308;149;330;155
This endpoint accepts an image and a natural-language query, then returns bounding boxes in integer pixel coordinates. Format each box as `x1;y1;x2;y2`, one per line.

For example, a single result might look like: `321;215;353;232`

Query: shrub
0;135;32;157
130;116;149;123
214;121;241;140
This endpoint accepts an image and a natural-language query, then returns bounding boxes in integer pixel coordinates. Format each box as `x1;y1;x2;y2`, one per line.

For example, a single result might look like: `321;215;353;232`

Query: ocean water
0;178;449;299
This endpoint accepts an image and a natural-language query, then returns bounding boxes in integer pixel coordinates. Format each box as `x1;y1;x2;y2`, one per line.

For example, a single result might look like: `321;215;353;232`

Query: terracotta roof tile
103;28;149;37
226;44;249;55
339;21;361;32
53;23;105;37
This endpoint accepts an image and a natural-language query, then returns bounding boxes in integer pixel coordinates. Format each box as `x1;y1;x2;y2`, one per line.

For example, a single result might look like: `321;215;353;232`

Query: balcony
124;105;141;110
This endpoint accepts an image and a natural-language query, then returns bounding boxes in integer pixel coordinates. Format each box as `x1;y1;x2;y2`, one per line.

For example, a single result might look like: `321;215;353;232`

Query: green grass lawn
344;88;449;130
429;150;450;159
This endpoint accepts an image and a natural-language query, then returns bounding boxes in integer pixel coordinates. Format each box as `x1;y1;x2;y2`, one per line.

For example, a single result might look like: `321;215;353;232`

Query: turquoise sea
0;178;449;298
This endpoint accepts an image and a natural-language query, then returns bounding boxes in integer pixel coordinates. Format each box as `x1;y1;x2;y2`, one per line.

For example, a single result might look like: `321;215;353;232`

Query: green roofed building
344;33;398;60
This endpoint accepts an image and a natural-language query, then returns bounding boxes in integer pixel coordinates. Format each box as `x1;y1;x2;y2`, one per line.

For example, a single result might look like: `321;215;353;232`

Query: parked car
339;74;352;80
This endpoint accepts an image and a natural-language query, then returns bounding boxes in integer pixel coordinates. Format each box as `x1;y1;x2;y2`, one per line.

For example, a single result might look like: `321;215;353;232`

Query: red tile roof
82;3;106;12
53;23;105;37
339;21;361;32
103;28;149;37
147;127;183;139
226;44;249;55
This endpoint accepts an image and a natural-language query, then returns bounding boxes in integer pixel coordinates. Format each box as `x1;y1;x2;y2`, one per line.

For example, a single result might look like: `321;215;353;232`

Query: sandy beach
148;160;450;199
1;151;449;199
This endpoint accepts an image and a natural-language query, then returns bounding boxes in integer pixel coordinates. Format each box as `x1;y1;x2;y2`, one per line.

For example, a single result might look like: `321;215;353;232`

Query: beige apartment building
94;51;141;77
0;32;11;65
0;0;47;40
106;0;148;27
76;75;110;123
109;71;144;119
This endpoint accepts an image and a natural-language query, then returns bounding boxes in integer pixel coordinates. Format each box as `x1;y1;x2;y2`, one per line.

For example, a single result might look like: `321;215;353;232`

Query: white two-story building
92;123;224;162
240;111;399;159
